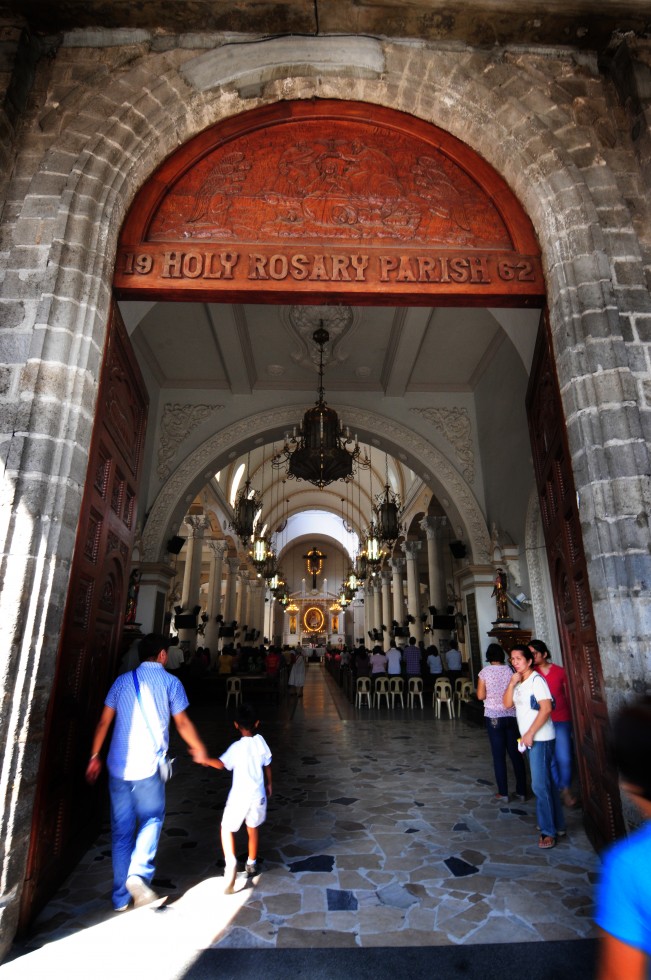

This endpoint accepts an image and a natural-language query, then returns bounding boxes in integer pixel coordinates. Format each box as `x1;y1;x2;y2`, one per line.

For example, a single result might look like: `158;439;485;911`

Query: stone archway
3;35;649;952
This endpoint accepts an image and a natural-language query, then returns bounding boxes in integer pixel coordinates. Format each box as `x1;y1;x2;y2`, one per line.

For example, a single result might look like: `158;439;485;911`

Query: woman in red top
530;638;577;807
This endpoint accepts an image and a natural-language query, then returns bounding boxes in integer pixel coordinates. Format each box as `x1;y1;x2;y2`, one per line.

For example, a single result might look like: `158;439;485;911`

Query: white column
362;585;371;645
372;582;382;639
391;557;405;625
224;557;240;624
180;514;210;611
401;540;423;642
180;514;210;652
381;570;392;651
250;580;265;643
234;569;244;625
204;540;227;654
420;516;447;614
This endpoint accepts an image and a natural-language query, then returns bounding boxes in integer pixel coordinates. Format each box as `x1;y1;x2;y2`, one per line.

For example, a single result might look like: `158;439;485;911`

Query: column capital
419;515;448;540
401;539;422;560
184;514;211;536
207;539;228;558
226;557;240;573
390;557;405;573
381;569;392;584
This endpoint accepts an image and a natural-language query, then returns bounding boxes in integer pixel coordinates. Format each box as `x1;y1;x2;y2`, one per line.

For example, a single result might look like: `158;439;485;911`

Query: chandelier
230;465;262;545
375;453;403;546
273;325;369;490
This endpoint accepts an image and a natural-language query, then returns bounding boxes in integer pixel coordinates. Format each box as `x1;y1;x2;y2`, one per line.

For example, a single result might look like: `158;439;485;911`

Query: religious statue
491;567;509;621
125;569;141;624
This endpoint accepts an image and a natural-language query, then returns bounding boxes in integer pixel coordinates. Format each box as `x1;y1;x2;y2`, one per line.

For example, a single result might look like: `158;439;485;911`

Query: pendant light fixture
273;324;369;490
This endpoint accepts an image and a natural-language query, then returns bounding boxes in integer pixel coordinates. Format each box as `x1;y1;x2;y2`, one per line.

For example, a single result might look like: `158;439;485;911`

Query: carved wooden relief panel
116;100;543;305
526;319;624;851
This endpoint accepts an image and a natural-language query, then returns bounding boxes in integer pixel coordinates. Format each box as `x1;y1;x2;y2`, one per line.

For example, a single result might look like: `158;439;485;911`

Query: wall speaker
167;535;186;555
449;540;467;559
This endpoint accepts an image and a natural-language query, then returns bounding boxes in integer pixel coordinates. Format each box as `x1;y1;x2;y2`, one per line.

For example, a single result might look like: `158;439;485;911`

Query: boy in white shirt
201;703;272;893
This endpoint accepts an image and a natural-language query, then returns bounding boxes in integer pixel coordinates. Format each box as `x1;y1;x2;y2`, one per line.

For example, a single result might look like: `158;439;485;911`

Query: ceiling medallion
273;325;370;490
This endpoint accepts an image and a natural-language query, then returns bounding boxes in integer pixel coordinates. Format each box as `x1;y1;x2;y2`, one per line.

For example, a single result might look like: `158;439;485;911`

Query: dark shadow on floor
182;939;597;979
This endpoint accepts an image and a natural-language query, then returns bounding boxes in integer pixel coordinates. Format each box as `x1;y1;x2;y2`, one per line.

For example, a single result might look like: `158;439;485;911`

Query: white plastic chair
226;676;241;708
389;676;404;708
455;678;473;711
434;677;455;718
356;676;372;708
374;676;390;708
408;676;423;709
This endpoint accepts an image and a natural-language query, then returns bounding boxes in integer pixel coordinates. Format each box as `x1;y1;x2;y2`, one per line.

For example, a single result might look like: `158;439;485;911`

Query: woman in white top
503;644;566;848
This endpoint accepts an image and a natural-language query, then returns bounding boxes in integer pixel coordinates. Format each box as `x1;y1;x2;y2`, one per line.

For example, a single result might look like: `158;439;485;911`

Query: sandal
538;835;556;849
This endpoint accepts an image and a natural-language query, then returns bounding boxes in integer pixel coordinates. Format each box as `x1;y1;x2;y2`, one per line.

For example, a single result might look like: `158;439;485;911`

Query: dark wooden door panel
19;305;148;928
527;318;624;850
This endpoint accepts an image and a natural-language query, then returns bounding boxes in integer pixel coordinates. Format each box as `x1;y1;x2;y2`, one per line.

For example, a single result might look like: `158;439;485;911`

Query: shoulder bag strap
132;669;164;756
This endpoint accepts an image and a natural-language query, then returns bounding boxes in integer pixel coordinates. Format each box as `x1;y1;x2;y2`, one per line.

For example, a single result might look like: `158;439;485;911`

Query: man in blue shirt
403;637;422;676
86;634;207;911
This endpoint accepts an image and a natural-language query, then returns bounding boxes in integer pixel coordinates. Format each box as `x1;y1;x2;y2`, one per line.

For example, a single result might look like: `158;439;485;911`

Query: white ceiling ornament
410;406;475;483
157;403;224;481
285;305;356;369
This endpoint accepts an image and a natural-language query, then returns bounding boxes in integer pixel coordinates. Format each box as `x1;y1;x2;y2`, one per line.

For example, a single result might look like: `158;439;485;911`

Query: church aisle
5;664;598;975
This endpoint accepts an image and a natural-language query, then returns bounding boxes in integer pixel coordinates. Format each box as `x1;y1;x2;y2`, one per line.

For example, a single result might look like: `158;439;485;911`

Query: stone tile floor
4;664;599;975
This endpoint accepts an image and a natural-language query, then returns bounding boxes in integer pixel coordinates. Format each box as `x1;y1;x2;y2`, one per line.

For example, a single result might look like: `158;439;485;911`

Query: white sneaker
126;875;159;908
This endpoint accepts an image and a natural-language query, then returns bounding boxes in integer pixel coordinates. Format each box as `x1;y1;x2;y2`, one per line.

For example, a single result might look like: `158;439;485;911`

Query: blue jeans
109;773;165;909
551;720;573;790
528;740;565;838
485;716;527;798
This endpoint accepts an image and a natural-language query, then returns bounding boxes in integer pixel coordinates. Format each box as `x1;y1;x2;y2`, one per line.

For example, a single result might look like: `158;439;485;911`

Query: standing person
200;702;272;894
288;644;307;697
164;639;184;676
477;643;527;802
530;638;577;807
386;642;402;676
370;645;388;681
403;636;422;677
426;645;443;678
595;697;651;980
503;644;566;848
85;633;208;911
444;639;463;688
355;645;371;678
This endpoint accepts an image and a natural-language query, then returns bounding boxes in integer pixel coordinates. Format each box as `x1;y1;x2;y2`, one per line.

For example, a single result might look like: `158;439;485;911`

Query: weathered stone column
401;540;423;642
381;569;392;650
204;540;227;655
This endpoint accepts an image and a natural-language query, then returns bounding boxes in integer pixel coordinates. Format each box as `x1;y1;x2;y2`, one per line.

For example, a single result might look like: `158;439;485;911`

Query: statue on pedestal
491;567;509;621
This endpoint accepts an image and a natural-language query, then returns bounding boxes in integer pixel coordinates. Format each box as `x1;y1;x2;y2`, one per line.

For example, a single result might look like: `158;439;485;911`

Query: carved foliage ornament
410;407;474;483
157;403;224;481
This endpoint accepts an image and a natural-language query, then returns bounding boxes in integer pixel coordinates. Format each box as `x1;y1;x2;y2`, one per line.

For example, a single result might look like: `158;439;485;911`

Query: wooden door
526;318;624;850
19;305;148;928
